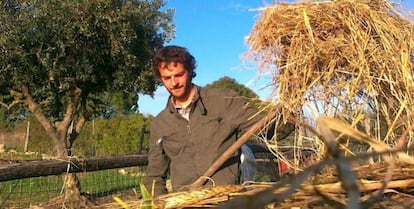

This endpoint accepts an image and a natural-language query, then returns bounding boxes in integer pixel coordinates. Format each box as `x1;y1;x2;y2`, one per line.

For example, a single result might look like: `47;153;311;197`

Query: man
144;45;293;195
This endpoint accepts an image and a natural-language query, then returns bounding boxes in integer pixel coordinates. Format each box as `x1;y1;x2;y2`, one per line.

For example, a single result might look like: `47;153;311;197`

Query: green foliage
0;0;174;161
0;96;28;128
1;0;174;97
0;0;174;133
74;114;151;157
24;117;55;154
252;171;271;182
103;91;140;117
205;76;259;99
0;108;9;127
0;113;151;157
1;116;55;154
139;183;154;209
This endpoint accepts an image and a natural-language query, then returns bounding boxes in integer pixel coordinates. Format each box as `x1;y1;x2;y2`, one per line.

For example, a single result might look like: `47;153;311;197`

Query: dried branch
316;117;361;209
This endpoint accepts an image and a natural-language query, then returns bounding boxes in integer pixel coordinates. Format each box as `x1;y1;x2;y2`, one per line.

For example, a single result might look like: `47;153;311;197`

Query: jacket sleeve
229;94;295;141
227;93;265;133
143;123;169;196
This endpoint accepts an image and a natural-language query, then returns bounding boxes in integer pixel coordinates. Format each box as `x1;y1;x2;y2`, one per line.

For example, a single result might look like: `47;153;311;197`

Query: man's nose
171;76;177;86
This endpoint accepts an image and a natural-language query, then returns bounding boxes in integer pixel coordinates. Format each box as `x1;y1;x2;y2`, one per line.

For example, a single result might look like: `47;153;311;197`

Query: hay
246;0;414;147
99;161;414;209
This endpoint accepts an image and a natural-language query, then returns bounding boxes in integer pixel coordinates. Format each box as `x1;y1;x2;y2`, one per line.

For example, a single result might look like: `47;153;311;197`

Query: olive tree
205;76;259;98
0;0;174;204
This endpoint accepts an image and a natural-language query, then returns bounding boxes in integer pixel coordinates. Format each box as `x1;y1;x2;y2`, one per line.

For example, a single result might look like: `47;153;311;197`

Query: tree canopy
0;0;175;203
1;0;174;114
205;76;259;98
0;0;174;154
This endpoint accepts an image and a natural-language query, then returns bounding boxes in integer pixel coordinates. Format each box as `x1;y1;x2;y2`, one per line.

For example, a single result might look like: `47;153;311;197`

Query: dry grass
100;157;414;209
241;0;414;208
247;0;414;148
245;0;414;172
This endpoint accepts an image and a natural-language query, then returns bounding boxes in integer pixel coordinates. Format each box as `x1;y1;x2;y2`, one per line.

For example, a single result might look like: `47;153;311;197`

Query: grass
0;150;42;160
0;167;145;208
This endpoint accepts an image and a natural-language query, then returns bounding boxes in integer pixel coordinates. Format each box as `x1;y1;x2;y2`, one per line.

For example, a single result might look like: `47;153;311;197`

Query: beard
169;83;194;104
169;87;185;98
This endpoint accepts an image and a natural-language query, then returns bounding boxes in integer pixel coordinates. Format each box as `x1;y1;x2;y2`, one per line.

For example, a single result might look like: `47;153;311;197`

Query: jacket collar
167;85;207;115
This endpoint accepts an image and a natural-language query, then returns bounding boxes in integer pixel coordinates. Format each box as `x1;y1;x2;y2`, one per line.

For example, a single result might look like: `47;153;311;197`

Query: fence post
24;121;30;153
138;119;146;154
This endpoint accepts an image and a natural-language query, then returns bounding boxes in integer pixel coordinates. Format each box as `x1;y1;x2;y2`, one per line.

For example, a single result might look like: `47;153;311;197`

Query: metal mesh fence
0;166;146;208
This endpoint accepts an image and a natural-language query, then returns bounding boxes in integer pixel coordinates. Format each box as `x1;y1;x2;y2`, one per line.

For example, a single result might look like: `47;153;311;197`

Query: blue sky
138;0;414;116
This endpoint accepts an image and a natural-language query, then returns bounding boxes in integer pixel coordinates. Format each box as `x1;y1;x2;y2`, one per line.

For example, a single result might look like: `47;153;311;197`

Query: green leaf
113;196;131;209
140;183;154;209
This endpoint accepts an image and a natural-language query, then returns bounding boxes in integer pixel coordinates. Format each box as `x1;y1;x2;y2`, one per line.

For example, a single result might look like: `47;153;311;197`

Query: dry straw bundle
238;0;414;207
247;0;414;148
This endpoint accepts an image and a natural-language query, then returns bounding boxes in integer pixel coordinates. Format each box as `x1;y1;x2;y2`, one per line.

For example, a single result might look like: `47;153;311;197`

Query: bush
0;113;151;157
74;114;151;157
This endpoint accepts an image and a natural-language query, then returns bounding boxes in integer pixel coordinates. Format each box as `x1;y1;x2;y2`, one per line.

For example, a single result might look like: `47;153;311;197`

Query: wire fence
0;166;146;209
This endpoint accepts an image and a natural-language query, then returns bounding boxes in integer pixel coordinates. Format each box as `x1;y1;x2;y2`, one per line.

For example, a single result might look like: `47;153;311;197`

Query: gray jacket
144;86;262;195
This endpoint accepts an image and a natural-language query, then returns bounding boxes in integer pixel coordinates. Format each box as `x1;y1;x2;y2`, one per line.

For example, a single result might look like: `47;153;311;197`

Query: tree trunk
19;85;87;206
63;173;86;208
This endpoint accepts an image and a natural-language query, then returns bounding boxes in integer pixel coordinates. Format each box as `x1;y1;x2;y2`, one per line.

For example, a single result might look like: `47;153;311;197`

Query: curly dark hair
152;45;197;79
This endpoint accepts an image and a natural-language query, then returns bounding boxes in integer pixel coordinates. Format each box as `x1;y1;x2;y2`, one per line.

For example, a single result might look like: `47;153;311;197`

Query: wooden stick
301;178;414;193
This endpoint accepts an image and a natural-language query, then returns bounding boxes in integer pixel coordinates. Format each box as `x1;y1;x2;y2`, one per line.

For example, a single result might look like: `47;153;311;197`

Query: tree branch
59;87;83;150
59;102;74;135
69;113;86;145
20;85;65;157
0;99;21;110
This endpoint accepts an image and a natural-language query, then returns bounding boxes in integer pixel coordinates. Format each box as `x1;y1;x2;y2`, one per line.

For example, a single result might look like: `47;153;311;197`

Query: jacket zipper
187;121;191;134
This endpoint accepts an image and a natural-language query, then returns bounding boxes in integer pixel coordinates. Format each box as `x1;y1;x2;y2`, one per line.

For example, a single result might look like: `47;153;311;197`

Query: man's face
159;62;192;101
